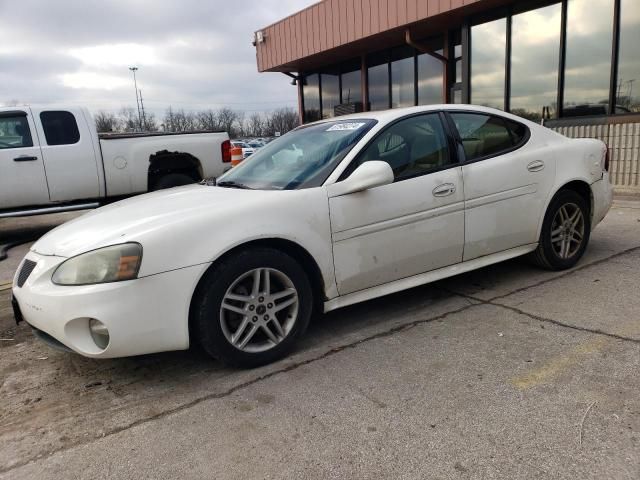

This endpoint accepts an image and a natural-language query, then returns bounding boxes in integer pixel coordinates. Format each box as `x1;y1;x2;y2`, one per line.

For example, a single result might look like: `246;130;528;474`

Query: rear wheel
193;248;313;368
531;190;590;270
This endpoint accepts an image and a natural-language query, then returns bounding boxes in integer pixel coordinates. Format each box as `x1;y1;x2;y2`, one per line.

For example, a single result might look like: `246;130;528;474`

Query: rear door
447;112;556;260
0;110;50;209
329;112;465;295
31;107;101;202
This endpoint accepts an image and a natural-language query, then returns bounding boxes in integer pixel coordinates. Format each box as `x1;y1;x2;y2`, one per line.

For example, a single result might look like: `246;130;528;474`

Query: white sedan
12;105;613;367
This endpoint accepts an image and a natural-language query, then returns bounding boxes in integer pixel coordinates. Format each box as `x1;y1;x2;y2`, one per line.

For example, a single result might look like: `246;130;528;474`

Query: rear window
450;113;528;161
40;111;80;145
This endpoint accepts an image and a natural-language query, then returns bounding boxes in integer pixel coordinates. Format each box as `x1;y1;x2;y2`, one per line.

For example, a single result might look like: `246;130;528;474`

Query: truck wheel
192;247;313;368
153;173;195;190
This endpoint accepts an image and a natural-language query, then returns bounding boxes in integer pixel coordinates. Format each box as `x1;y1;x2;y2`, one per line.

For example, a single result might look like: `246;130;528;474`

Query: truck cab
0;106;102;210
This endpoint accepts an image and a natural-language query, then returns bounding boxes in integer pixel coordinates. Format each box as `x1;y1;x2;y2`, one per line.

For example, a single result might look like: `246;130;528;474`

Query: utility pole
139;89;147;130
129;66;142;131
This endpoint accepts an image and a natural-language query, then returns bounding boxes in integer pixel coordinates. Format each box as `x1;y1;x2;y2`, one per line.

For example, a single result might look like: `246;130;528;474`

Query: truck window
40;111;80;145
0;114;34;149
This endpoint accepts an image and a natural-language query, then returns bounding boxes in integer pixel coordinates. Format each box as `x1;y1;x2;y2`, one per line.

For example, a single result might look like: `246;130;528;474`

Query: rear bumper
591;172;613;228
12;251;209;358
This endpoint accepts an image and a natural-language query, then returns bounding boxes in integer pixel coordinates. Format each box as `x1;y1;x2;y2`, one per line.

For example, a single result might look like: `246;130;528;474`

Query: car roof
305;104;539;127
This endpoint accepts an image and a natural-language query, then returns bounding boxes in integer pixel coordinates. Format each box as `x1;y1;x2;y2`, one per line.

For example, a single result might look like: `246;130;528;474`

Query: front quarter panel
135;187;338;299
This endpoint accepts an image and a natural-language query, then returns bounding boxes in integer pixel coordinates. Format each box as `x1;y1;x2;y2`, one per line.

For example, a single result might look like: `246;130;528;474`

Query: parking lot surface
1;202;639;479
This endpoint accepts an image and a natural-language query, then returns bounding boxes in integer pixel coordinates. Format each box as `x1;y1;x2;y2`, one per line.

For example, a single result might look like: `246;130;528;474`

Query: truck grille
16;259;37;287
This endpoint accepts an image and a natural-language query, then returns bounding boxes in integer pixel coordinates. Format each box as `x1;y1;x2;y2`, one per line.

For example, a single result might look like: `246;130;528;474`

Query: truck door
0;109;50;209
31;107;101;202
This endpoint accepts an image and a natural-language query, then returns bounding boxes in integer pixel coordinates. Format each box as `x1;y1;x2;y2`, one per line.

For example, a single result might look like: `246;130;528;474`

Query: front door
329;113;465;295
0;110;50;209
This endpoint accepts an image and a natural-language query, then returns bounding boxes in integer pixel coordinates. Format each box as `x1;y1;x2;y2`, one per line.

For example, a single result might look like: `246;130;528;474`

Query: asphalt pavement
0;201;638;479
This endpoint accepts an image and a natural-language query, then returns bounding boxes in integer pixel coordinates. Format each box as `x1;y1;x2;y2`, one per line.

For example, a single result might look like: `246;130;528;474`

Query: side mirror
327;161;394;197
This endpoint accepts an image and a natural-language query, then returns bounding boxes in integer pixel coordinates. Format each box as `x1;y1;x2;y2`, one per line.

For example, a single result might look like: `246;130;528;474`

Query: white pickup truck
0;105;231;217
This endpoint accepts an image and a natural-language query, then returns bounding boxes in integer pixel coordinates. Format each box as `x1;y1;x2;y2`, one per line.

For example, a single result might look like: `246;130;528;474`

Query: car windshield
217;119;376;190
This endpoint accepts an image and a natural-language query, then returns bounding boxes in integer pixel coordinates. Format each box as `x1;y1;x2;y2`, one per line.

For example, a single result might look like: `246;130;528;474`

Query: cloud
0;0;316;115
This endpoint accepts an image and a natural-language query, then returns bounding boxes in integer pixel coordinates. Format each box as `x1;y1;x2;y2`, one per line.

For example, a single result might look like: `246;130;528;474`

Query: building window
341;67;361;106
302;74;321;122
321;73;340;118
368;63;389;110
418;52;444;105
616;0;640;113
471;18;507;110
563;0;614;114
391;46;415;108
510;3;562;122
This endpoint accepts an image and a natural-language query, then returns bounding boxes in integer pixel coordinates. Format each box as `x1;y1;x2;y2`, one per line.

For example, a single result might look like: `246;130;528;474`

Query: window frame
444;110;531;164
0;110;34;150
39;110;81;146
337;111;462;183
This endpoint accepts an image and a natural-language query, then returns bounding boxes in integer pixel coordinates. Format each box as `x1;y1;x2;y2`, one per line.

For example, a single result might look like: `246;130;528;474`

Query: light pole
129;66;142;130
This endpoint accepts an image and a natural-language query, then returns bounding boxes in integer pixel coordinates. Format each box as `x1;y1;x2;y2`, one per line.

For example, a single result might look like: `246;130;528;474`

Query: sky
0;0;317;117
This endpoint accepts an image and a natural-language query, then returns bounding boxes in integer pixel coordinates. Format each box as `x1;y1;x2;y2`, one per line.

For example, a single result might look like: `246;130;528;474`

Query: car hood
31;185;280;258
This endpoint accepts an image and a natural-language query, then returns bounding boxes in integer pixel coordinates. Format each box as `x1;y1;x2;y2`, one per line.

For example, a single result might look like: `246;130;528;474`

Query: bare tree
94;111;121;132
119;106;139;132
266;108;300;136
142;111;158;132
163;107;197;132
235;111;246;137
217;107;238;136
196;109;220;130
247;112;265;137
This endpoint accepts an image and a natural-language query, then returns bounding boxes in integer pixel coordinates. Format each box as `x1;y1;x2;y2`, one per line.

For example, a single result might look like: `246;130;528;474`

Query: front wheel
530;190;591;270
192;248;313;368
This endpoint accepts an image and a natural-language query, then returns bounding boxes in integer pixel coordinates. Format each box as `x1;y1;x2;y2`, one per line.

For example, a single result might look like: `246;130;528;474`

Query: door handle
13;156;38;162
527;160;545;172
433;183;456;197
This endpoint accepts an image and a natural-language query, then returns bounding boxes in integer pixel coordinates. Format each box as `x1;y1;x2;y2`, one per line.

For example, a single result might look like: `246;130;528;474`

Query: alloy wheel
550;202;585;259
219;268;299;353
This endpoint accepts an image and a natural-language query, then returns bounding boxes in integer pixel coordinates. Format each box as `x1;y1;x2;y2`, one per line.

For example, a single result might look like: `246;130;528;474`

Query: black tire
152;173;196;190
192;247;313;368
530;189;591;270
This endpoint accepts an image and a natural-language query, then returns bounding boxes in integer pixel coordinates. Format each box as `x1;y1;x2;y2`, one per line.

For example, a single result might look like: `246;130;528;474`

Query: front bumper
12;251;209;358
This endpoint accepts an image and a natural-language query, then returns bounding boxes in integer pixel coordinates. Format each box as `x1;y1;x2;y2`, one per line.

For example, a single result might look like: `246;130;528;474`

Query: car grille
16;259;37;288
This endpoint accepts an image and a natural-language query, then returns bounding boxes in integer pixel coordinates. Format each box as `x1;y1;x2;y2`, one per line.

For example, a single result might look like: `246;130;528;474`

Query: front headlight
52;243;142;286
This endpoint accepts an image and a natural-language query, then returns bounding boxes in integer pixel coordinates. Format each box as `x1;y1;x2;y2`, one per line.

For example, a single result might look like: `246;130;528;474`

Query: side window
355;114;452;181
0;114;33;149
40;111;80;146
450;113;527;161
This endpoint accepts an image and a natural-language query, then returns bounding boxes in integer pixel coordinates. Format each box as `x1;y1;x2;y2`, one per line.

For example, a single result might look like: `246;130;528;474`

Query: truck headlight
52;243;142;286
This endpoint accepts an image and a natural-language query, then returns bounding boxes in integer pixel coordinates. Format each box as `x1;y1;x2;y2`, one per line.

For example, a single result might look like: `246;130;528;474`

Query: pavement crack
442;289;640;345
486;245;640;302
0;300;478;475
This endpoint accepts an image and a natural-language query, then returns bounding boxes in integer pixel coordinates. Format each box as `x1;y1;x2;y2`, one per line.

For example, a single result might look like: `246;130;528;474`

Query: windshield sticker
326;122;366;131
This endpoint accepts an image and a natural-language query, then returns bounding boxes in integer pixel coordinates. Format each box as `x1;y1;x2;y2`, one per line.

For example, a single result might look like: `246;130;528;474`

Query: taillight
221;139;231;163
603;145;610;172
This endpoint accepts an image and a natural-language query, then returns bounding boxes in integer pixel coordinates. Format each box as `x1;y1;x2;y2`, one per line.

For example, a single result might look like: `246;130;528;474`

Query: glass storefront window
321;73;340;119
417;52;443;105
368;55;389;110
302;74;321;122
341;69;361;105
391;47;415;108
563;0;614;114
617;0;640;113
510;3;561;122
471;18;506;110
